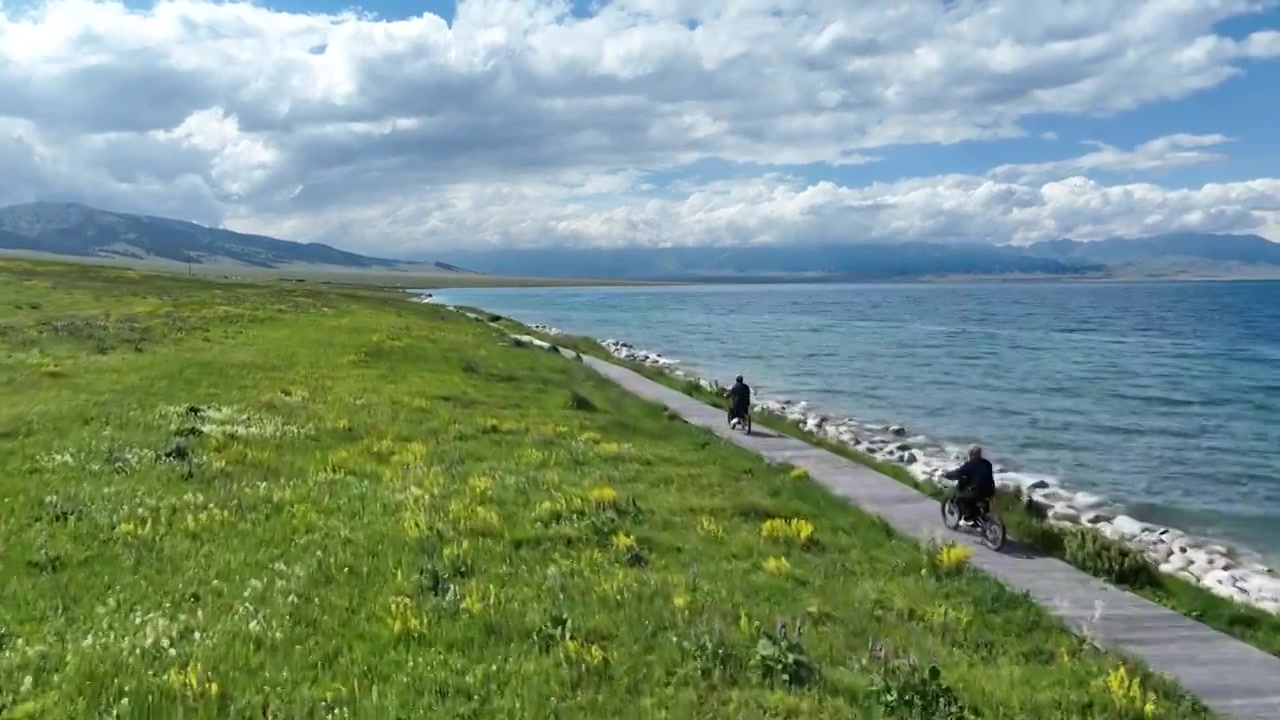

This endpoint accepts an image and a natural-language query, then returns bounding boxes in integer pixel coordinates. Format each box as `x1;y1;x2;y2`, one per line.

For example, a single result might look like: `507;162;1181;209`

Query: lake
431;280;1280;561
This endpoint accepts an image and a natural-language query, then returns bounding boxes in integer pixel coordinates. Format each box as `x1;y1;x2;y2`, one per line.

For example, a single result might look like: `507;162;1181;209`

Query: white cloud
0;0;1278;253
989;134;1235;183
243;173;1279;253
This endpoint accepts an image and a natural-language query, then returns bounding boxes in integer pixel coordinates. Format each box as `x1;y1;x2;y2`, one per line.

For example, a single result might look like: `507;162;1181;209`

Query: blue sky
1;0;1278;251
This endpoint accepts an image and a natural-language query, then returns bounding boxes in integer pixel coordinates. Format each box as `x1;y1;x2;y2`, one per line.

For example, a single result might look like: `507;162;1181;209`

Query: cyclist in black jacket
727;375;751;425
945;446;995;524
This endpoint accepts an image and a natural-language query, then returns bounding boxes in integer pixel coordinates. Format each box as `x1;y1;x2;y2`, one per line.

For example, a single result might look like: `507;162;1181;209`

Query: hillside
1021;233;1280;278
10;201;1277;282
0;256;1208;717
0;202;471;274
433;242;1104;281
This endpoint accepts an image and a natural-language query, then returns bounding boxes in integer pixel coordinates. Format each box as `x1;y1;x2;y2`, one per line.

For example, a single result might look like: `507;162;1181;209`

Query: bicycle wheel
940;497;962;530
982;517;1006;551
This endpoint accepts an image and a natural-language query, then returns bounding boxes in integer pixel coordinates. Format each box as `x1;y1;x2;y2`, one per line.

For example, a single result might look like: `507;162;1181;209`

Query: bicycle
940;493;1006;551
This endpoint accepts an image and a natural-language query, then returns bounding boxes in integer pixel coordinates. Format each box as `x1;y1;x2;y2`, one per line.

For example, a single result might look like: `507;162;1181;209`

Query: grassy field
0;258;1209;719
506;326;1280;660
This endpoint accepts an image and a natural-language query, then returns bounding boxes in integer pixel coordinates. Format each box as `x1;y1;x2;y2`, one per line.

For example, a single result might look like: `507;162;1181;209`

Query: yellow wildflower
760;517;816;546
934;543;974;574
788;518;815;544
762;555;792;575
467;473;495;496
116;517;153;539
610;530;638;552
561;638;610;666
697;515;725;539
166;661;220;699
391;441;429;467
516;446;551;465
1099;665;1160;718
387;596;425;637
461;583;496;615
595;441;626;456
588;485;619;505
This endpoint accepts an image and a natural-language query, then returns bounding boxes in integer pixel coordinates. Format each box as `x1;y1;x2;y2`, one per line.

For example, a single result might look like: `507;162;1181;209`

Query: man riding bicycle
727;375;751;425
944;446;995;525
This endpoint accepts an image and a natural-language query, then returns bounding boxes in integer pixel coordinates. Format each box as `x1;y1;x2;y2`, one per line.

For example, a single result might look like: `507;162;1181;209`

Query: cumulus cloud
1;0;1278;253
245;173;1280;253
989;134;1236;184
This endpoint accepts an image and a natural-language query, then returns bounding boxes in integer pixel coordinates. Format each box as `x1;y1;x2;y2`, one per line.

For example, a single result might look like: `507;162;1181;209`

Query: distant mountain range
1023;233;1280;268
4;202;1278;282
434;232;1280;281
0;202;472;275
432;243;1106;281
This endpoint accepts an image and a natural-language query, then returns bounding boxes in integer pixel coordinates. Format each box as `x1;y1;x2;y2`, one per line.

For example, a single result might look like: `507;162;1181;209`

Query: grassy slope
506;325;1280;660
0;259;1205;719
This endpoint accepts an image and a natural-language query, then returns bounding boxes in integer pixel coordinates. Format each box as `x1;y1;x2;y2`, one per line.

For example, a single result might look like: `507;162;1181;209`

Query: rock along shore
522;320;1280;615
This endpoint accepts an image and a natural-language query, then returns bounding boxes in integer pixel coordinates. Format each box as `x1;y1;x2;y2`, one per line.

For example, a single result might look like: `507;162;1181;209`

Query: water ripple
435;280;1280;560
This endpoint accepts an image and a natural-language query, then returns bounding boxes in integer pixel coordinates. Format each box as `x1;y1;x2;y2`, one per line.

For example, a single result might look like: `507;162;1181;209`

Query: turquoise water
431;281;1280;560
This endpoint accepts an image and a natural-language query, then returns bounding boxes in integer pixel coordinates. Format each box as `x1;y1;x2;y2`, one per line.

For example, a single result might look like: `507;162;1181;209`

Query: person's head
735;375;744;384
968;445;983;461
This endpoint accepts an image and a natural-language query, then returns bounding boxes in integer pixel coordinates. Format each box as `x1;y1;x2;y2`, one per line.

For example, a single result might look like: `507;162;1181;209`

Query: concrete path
578;354;1280;719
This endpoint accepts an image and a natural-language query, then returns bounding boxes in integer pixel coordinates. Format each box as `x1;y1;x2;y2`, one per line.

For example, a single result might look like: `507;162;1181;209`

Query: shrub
1062;529;1159;590
863;649;977;720
750;620;818;688
679;626;744;681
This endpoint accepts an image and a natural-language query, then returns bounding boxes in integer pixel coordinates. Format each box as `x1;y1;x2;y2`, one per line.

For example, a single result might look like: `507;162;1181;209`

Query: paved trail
574;352;1280;719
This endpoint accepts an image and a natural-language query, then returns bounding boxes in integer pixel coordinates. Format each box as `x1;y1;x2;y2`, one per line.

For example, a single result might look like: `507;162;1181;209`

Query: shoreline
587;330;1280;613
590;332;1280;613
429;295;1280;615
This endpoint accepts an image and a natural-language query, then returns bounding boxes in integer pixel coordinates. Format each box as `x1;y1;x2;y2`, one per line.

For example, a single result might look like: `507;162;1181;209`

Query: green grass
505;324;1280;661
0;258;1210;718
